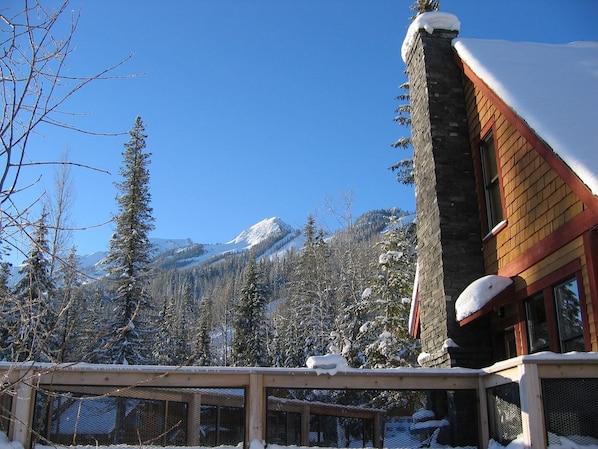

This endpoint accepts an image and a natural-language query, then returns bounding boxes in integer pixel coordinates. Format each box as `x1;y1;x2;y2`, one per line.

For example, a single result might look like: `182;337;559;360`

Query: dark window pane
525;294;549;353
554;278;583;350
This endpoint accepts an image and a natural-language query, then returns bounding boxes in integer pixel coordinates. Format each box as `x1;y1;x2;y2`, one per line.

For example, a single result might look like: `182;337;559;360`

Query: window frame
552;276;585;352
521;261;589;354
525;292;551;354
480;131;503;230
473;121;507;239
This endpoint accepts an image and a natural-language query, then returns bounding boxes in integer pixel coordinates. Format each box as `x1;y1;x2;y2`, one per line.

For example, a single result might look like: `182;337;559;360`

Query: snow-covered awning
455;275;514;325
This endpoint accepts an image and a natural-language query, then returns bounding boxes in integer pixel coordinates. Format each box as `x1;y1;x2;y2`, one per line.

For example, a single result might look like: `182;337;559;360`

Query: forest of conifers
0;208;419;369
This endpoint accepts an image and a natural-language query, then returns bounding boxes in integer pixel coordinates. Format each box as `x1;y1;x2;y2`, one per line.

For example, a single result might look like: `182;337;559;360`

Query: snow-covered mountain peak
228;217;291;247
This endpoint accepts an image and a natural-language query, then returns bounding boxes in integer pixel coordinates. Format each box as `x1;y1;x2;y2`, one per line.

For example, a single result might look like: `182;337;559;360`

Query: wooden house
404;12;598;368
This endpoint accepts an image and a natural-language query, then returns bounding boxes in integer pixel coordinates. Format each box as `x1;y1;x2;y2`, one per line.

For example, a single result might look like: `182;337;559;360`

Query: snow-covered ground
488;434;598;449
3;427;598;449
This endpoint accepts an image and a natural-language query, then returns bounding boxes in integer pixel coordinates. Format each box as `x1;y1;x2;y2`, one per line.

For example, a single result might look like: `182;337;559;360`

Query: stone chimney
402;13;492;368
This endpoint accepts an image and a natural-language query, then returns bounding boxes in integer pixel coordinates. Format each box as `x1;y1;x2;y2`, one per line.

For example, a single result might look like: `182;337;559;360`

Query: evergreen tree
53;247;85;362
328;224;379;368
410;0;440;17
390;81;414;185
281;216;334;367
154;285;193;365
394;2;440;184
358;216;419;368
230;253;268;367
174;282;196;364
194;296;215;366
0;261;13;361
78;284;111;362
9;211;58;361
154;297;177;364
98;116;155;365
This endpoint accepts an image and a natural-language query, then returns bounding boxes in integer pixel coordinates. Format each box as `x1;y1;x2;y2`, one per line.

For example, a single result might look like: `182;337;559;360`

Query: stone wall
405;28;492;368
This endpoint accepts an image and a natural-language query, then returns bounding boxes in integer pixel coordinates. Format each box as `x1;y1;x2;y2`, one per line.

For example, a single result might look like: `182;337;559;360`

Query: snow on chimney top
401;11;461;63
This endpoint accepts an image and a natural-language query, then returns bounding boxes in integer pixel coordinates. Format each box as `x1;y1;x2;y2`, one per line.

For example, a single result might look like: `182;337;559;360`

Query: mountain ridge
78;216;302;276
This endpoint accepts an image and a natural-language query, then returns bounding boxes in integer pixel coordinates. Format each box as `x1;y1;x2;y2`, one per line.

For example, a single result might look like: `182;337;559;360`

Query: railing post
247;373;264;446
11;371;35;449
187;392;202;446
518;362;546;448
477;376;489;448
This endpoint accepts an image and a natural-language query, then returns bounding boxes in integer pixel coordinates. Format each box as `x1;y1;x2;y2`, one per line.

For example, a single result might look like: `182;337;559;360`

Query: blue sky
10;0;598;258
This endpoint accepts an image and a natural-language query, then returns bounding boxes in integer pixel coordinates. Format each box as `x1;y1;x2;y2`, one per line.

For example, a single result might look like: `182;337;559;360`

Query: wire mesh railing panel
266;388;479;449
486;382;522;446
32;386;245;448
542;378;598;446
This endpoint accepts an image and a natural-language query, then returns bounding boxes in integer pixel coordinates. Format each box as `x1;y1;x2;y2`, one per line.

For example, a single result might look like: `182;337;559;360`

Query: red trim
460;59;598;215
514;259;582;300
410;289;420;339
498;209;598;278
515;304;528;355
583;227;598;348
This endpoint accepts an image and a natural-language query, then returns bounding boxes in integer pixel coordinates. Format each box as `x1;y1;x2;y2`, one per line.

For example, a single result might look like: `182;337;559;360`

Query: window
525;293;550;353
525;276;585;353
553;278;585;352
480;131;503;230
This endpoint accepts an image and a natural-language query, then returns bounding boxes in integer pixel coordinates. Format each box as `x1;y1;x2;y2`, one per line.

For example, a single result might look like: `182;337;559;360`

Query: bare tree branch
0;0;135;255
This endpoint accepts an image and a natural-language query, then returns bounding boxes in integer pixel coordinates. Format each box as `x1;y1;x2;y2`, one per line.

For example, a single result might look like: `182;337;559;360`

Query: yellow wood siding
464;78;596;350
464;80;585;269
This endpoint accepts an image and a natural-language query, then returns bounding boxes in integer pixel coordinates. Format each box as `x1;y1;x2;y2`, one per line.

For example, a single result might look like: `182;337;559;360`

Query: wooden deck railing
0;353;597;449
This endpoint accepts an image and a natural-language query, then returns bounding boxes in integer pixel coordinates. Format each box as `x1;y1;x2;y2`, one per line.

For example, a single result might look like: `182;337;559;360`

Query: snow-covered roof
453;38;598;196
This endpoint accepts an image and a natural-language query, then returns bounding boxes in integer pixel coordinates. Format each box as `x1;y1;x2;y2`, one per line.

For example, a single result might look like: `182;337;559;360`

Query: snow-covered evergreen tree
9;211;58;361
98;116;155;365
328;227;378;368
53;247;85;362
154;285;193;365
154;296;176;364
194;295;215;366
358;216;419;368
230;253;268;367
